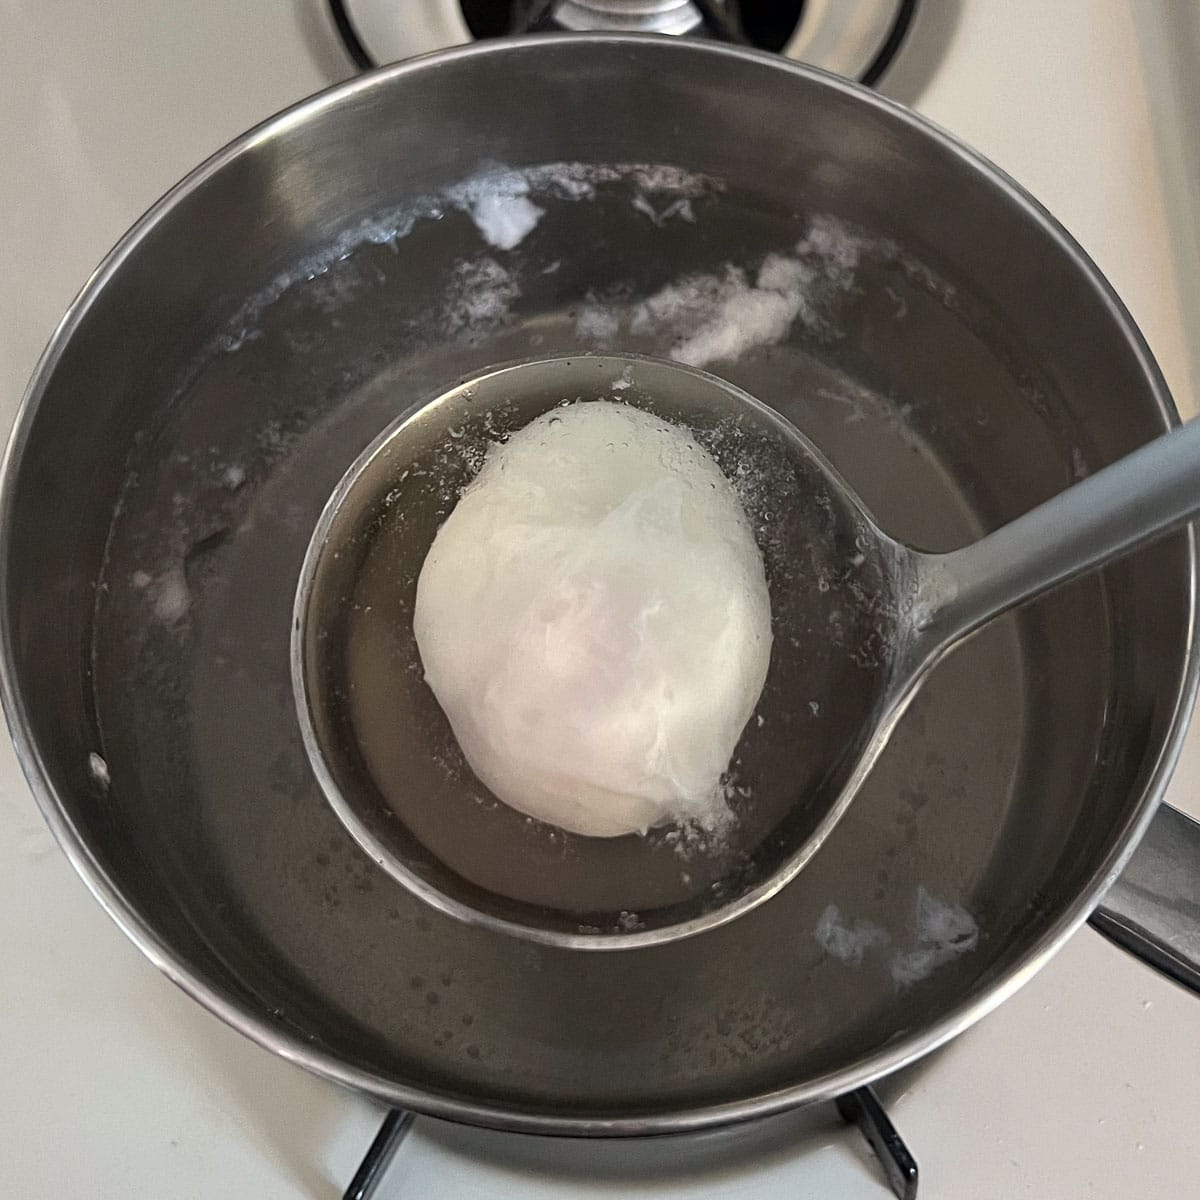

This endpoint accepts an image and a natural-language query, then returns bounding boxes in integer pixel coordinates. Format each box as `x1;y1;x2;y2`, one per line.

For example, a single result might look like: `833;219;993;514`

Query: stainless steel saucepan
4;35;1199;1134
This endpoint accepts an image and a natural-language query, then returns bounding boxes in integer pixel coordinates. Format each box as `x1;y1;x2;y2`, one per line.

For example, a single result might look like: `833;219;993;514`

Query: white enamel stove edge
1;2;1198;1197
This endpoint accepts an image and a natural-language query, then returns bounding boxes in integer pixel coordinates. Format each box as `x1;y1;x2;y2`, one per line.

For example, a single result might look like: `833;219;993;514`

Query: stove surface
2;2;1199;1197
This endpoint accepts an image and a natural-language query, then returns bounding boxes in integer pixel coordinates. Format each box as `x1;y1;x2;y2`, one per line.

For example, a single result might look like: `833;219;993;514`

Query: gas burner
343;1088;918;1199
524;0;712;37
329;0;916;85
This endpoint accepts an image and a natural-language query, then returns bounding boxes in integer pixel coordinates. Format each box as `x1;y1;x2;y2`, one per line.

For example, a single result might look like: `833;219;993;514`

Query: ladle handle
916;418;1200;647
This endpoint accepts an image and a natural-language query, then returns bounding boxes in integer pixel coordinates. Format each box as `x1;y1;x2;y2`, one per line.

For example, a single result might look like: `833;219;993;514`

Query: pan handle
1089;802;1200;996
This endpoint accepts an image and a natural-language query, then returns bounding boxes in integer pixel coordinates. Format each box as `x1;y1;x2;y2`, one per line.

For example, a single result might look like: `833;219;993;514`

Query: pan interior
75;168;1156;1110
6;42;1190;1124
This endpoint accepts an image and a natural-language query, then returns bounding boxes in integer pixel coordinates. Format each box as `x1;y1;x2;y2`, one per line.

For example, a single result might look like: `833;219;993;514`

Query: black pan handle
1089;801;1200;996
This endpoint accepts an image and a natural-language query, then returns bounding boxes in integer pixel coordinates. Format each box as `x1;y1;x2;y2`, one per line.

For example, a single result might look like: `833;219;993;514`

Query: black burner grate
344;1088;918;1199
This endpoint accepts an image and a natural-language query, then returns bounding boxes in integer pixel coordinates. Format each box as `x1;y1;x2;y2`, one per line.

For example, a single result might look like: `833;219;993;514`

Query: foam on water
87;752;111;791
632;193;696;226
212;161;720;355
447;170;545;250
578;214;871;367
815;903;890;966
890;886;979;986
151;564;189;624
575;303;620;342
812;887;979;985
443;258;519;331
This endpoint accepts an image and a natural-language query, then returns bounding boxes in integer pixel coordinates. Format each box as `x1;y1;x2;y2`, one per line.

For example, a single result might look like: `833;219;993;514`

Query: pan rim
2;32;1195;1135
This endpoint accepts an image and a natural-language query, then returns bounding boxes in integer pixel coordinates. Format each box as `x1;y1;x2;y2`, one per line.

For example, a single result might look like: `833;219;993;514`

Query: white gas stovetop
3;3;1199;1197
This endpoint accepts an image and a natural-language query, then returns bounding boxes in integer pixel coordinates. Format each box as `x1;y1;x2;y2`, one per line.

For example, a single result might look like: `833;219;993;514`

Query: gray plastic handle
916;417;1200;647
